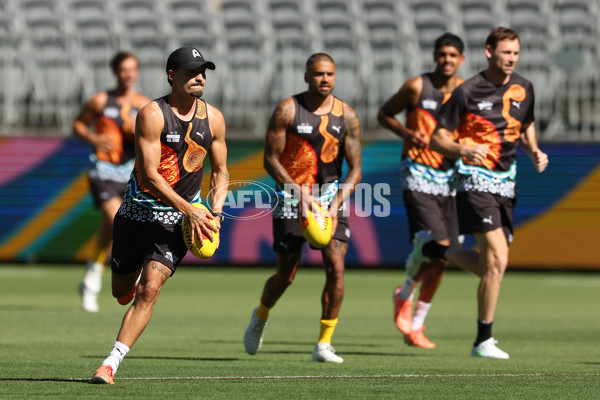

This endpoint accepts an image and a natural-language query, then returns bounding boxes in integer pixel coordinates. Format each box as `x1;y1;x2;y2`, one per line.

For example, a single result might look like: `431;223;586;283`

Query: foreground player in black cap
91;47;228;384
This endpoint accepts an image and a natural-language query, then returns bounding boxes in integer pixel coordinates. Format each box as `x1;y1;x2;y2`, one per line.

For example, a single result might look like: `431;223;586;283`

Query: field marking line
3;373;599;383
114;373;600;381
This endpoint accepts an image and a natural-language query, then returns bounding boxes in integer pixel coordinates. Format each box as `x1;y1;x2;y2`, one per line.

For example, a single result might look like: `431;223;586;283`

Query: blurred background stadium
0;0;599;269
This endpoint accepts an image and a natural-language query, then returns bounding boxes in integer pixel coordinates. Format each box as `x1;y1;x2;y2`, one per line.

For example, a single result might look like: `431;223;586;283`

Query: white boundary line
113;373;600;381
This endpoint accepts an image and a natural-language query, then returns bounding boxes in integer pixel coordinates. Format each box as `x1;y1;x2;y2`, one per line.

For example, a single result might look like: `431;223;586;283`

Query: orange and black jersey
94;90;146;165
123;97;212;222
401;73;462;197
439;71;535;173
404;72;460;172
279;94;346;189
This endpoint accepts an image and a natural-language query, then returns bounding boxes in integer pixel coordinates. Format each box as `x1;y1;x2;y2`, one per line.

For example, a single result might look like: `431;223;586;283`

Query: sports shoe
393;286;413;335
405;230;432;277
404;326;436;349
471;337;509;359
91;365;114;385
79;283;99;313
311;342;344;363
244;307;267;355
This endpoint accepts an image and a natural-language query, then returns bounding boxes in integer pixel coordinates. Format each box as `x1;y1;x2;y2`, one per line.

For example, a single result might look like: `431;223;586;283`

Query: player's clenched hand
464;144;489;164
531;149;549;173
406;130;429;149
92;134;117;154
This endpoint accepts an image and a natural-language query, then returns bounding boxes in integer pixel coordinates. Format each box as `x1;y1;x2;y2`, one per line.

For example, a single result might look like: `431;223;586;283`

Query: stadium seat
219;0;274;136
362;1;409;129
266;0;315;103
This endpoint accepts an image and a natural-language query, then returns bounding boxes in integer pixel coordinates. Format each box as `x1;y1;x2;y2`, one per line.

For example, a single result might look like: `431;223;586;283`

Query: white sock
102;341;130;374
399;277;417;301
412;301;432;331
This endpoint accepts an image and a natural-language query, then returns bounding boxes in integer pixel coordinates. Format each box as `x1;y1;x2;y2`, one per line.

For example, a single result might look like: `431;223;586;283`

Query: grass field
0;265;599;399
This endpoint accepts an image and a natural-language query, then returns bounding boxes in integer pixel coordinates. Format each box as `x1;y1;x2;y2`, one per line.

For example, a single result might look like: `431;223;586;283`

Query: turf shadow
81;355;239;362
0;377;89;383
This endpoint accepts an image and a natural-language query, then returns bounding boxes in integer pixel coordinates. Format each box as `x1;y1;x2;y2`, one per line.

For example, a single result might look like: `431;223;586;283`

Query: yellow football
182;203;219;259
301;202;333;248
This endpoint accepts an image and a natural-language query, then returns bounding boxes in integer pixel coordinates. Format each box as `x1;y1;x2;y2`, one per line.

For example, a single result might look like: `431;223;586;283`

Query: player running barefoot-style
91;47;228;384
378;33;465;349
244;53;362;363
407;27;549;359
74;52;151;313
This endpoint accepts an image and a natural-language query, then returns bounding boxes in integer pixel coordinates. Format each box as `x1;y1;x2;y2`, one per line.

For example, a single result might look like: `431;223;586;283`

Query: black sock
475;319;493;346
422;241;448;259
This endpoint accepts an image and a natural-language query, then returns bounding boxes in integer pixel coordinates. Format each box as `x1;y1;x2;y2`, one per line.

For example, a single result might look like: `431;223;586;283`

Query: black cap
166;47;216;72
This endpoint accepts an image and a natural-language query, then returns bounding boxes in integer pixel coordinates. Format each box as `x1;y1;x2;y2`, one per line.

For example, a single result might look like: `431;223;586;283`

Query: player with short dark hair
91;47;229;384
74;51;151;313
244;53;362;363
378;33;465;348
408;27;549;359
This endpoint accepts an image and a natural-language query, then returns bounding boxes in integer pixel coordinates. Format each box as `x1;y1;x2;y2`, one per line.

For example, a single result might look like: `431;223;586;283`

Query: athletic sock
412;301;432;331
399;277;417;301
475;319;493;346
256;299;272;321
422;241;449;260
102;341;130;374
317;318;338;343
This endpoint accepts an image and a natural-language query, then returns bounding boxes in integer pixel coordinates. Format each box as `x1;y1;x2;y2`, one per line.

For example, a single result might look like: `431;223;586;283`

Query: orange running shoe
404;326;436;349
91;365;115;385
393;286;413;335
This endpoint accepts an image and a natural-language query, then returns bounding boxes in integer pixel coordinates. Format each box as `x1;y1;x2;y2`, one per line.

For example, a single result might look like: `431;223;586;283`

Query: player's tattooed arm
332;104;362;212
264;98;297;190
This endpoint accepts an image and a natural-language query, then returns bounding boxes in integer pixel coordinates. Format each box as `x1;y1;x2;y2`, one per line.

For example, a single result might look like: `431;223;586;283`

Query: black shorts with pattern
110;213;188;275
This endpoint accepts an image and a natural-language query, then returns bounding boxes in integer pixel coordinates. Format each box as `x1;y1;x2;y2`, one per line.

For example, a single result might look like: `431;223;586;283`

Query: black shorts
403;190;461;246
457;191;515;242
110;213;188;275
272;204;350;254
88;176;126;208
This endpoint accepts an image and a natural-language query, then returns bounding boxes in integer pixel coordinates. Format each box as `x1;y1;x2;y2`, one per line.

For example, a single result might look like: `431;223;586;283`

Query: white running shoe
79;283;99;313
471;337;510;359
312;342;344;363
244;307;267;355
405;230;432;277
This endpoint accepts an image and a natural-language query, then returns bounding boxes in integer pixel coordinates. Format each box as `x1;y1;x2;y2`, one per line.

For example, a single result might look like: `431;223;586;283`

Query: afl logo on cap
166;47;216;72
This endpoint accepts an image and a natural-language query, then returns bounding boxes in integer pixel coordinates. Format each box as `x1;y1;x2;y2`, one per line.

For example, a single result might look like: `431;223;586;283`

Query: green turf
0;265;598;399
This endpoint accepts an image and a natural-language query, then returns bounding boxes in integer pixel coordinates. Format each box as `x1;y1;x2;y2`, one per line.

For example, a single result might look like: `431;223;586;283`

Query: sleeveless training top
278;93;346;192
438;71;535;198
88;90;146;183
118;96;213;225
401;73;461;196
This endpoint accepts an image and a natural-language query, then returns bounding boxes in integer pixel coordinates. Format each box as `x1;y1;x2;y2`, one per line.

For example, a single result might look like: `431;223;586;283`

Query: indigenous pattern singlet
118;97;213;224
402;73;461;196
88;91;146;183
274;94;346;219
